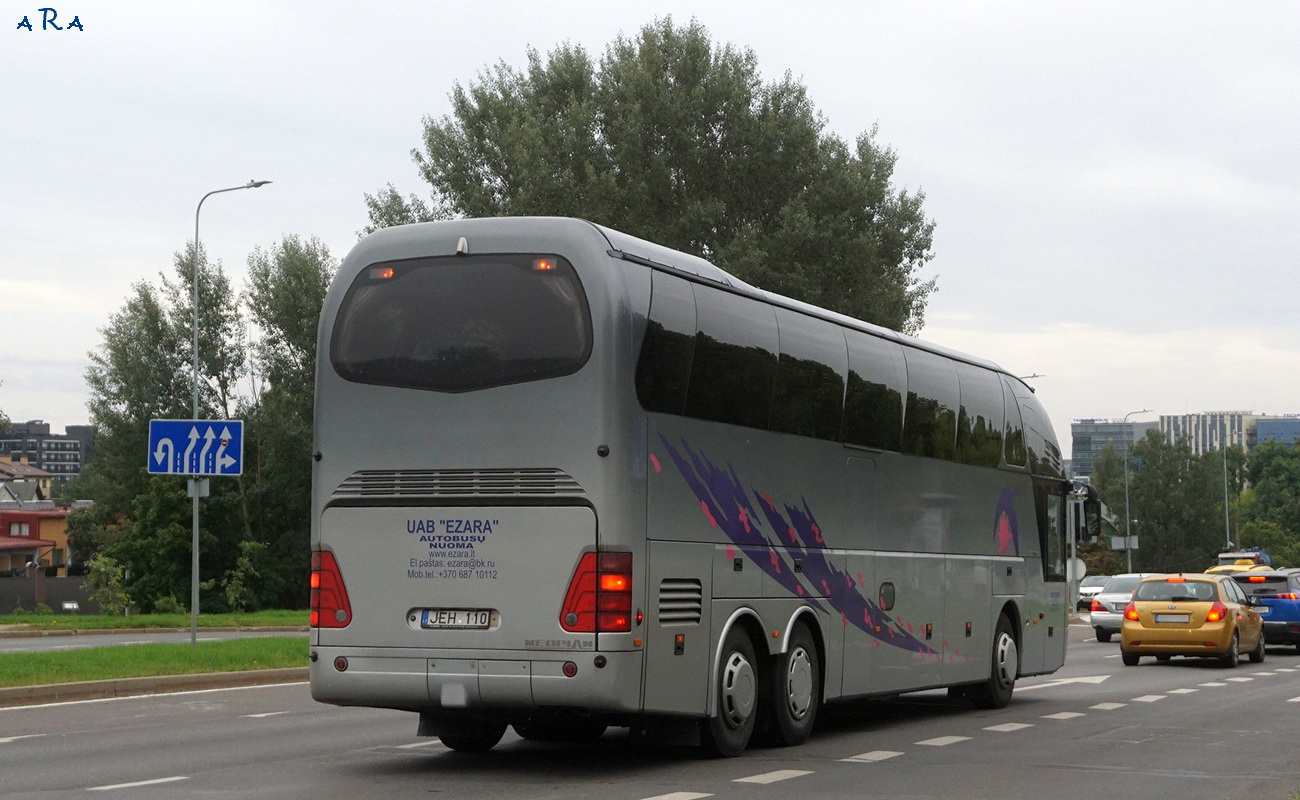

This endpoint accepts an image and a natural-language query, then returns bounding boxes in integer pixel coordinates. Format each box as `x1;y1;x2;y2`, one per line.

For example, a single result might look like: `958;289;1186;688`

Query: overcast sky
4;2;1298;459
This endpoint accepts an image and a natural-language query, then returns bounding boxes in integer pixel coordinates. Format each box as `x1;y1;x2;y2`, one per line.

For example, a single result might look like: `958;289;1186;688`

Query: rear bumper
1089;611;1122;632
1262;620;1300;644
309;646;644;715
1121;620;1233;655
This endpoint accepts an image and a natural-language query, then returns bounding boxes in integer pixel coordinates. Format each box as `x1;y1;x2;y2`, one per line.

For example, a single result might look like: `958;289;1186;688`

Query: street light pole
1122;409;1152;573
190;180;270;647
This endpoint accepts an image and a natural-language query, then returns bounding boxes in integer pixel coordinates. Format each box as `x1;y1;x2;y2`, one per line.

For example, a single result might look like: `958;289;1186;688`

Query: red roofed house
0;507;71;575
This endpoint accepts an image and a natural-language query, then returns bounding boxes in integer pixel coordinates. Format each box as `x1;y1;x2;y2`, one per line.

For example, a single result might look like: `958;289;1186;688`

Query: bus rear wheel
703;626;759;757
969;614;1017;709
767;621;820;747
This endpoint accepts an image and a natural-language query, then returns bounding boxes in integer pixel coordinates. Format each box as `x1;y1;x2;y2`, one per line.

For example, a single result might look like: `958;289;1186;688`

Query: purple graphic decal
994;489;1019;556
656;434;940;657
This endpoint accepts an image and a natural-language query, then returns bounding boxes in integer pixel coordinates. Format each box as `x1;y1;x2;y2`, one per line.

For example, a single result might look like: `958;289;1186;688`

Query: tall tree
367;18;936;333
1243;440;1300;542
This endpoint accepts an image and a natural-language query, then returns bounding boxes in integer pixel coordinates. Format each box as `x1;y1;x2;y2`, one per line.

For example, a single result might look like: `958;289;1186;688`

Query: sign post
149;419;243;645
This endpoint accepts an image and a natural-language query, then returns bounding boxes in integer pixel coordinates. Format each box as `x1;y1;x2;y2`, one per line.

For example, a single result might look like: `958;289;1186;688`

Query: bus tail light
1205;601;1227;623
312;550;352;628
1123;602;1139;621
560;552;632;633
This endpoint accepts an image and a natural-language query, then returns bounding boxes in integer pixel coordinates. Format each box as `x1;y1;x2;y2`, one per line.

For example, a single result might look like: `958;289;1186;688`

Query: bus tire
436;719;507;752
703;626;759;757
768;621;820;747
969;613;1017;709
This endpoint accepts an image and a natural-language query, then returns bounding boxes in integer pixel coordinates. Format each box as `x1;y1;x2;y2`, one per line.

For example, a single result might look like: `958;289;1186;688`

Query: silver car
1076;574;1111;612
1088;573;1155;642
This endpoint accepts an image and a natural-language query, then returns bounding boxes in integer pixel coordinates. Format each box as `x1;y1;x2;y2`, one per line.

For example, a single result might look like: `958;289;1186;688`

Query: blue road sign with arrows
148;419;244;476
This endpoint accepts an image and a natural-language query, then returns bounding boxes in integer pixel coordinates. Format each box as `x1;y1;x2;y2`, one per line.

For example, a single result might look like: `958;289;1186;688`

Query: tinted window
956;365;1005;467
1014;387;1063;478
901;349;957;460
1001;377;1027;467
1232;575;1290;596
1034;480;1066;582
1102;575;1143;593
1135;580;1215;601
682;285;778;429
769;309;847;441
635;272;697;414
842;330;905;451
332;254;591;392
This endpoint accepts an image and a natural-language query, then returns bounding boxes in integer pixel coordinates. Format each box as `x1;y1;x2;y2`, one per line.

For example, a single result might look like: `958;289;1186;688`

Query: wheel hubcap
786;646;814;720
720;651;756;729
994;632;1018;688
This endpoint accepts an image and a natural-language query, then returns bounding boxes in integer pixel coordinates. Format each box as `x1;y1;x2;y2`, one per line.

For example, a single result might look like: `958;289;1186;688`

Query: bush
152;595;185;615
34;603;53;616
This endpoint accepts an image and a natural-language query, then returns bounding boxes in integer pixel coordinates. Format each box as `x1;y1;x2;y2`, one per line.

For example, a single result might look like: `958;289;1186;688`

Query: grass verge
0;609;306;631
0;636;308;688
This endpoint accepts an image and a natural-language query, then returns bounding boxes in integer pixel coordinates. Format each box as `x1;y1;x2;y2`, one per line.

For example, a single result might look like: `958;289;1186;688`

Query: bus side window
901;349;958;461
1013;386;1063;479
682;285;778;430
635;272;697;415
842;330;905;452
1001;377;1027;468
955;365;1005;468
1034;480;1066;581
769;308;847;441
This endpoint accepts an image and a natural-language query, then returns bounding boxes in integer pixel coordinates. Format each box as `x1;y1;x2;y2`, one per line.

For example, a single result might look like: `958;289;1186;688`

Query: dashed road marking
1253;672;1276;676
1225;677;1253;683
1103;654;1120;659
1091;702;1126;710
0;733;46;744
1042;712;1085;720
244;711;290;718
1131;695;1165;702
734;770;813;784
1275;668;1297;673
1199;681;1228;687
842;750;904;763
1288;697;1300;703
916;735;971;746
641;793;713;800
396;740;446;749
984;722;1034;732
1167;688;1198;694
88;777;189;791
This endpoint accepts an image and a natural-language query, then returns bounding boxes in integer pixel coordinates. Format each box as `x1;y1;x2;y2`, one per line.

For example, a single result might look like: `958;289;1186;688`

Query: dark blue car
1232;569;1300;652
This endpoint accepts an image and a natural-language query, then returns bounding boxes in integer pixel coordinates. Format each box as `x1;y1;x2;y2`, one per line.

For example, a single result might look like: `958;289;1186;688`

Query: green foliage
374;17;936;333
152;595;185;615
1244;440;1300;538
83;553;128;615
34;603;52;615
222;540;265;613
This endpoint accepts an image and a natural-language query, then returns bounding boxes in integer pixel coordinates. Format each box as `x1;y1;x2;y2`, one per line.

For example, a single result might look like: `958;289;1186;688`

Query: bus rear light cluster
311;550;352;628
559;552;632;633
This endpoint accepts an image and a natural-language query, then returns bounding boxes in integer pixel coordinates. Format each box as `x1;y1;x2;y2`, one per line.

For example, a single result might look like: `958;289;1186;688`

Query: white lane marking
1103;654;1120;659
396;740;447;749
640;794;713;800
841;750;904;763
1017;675;1109;692
1225;677;1253;683
1199;681;1228;687
1091;702;1126;710
88;776;189;791
0;733;47;744
1131;695;1165;702
916;735;971;746
0;682;309;712
1253;672;1276;676
984;722;1034;732
733;770;813;784
1288;697;1300;703
1042;712;1085;720
1167;688;1198;694
243;711;290;718
1275;668;1296;673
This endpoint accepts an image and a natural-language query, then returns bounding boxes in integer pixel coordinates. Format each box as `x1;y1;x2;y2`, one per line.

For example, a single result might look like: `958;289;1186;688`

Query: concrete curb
0;667;310;708
0;626;308;639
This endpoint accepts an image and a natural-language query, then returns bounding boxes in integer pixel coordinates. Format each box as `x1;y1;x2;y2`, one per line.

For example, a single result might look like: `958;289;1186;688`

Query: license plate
1257;607;1271;616
1154;614;1189;624
421;609;491;629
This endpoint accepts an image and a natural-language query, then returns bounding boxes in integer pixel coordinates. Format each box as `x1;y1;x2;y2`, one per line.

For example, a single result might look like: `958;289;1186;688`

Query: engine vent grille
332;468;584;500
658;578;703;625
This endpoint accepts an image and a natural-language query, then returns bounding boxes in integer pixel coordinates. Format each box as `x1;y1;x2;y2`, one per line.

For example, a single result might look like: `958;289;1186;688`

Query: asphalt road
3;621;1299;800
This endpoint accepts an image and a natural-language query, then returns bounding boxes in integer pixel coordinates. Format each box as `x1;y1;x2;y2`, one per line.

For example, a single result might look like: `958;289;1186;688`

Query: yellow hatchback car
1120;573;1265;667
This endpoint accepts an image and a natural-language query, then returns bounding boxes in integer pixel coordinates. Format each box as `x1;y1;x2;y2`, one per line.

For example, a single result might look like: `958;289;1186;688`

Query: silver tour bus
310;217;1070;755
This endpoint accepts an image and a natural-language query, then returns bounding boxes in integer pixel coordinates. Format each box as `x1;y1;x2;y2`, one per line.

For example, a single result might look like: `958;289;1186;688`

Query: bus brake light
560;552;632;633
311;550;352;628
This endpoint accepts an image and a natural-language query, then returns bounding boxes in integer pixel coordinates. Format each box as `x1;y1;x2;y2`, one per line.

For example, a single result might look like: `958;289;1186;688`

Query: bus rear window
331;254;592;392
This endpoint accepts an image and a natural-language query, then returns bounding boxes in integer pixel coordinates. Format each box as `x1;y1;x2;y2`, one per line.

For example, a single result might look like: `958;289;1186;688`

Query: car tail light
1091;599;1103;612
1166;577;1186;582
311;550;352;628
1273;593;1298;600
560;552;632;633
1124;602;1139;621
1205;601;1227;622
1248;575;1267;582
